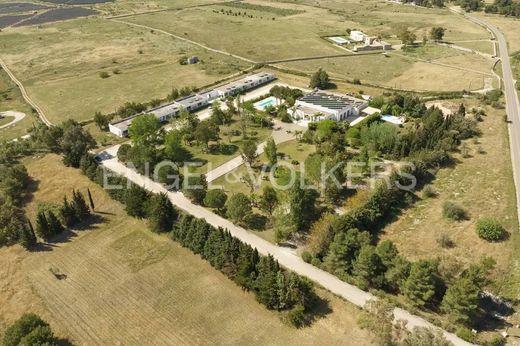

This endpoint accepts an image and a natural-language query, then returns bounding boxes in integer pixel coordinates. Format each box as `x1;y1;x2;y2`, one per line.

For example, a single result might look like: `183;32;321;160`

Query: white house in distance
292;90;368;123
109;72;276;137
350;30;368;42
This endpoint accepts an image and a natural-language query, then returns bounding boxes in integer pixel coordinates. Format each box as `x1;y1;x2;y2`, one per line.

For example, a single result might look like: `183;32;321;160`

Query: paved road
98;144;473;346
0;111;26;129
461;12;520;224
0;57;52;126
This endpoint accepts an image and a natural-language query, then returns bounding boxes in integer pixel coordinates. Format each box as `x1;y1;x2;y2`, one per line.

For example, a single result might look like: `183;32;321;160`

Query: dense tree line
80;157;319;326
0;163;32;248
400;0;444;7
485;0;520;17
31;120;95;168
172;213;318;326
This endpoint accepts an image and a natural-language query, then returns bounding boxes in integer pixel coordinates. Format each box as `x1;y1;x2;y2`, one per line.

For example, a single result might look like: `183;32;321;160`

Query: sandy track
0;111;26;129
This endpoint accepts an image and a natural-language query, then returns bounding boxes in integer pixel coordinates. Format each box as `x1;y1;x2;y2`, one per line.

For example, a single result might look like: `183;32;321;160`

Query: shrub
284;304;306;328
442;201;467;221
302;251;313;263
437;233;454;249
99;71;110;79
112;68;121;74
489;334;506;346
422;184;436;198
476;217;507;241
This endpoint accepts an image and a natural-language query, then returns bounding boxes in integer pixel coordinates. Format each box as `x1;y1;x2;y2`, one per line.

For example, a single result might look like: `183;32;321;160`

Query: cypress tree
47;211;64;236
20;222;37;250
35;211;51;241
72;190;90;222
87;188;95;211
147;193;177;233
61;196;78;227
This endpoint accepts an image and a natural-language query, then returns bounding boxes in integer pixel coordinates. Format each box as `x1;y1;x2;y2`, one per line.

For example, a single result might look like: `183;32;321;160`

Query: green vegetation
2;313;61;346
442;201;467;221
476;217;507;241
220;2;305;16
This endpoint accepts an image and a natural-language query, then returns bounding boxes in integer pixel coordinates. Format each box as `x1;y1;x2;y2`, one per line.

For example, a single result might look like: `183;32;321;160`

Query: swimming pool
254;96;277;111
381;115;405;125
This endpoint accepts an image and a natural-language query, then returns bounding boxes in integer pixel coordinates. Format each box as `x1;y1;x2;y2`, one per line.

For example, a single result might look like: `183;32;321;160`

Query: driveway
98;144;473;346
0;110;26;129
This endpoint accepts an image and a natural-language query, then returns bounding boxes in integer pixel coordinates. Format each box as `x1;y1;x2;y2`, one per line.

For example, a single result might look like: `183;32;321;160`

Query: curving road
0;57;52;126
0;110;26;129
461;11;520;223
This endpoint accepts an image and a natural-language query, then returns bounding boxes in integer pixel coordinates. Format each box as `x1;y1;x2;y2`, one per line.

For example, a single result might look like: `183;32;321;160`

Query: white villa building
109;72;276;137
350;30;368;42
292;90;368;123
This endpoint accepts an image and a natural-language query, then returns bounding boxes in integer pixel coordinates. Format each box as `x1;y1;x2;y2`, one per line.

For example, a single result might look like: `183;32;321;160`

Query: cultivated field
0;17;249;124
0;153;373;344
380;98;520;300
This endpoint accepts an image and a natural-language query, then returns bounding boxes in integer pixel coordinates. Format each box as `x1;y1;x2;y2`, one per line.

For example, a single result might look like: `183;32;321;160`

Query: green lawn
186;118;273;174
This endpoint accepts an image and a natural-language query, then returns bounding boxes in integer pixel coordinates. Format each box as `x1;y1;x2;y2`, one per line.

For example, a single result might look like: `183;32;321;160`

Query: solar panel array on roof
299;92;366;110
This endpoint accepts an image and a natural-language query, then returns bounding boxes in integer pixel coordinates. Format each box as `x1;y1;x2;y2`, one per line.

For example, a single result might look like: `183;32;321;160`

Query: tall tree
259;186;278;216
398;27;417;46
147;193;177;233
125;184;150;218
93;112;112;131
194;120;220;150
441;277;479;325
352;245;385;289
164;129;189;162
309;68;330;89
226;193;252;224
60;196;78;227
289;183;319;232
47;211;64;236
128;114;162;146
403;260;438;308
203;189;228;211
72;189;90;222
430;27;446;41
264;137;278;167
241;139;258;167
35;211;51;241
182;174;208;204
87;188;95;211
20;222;37;250
60;120;96;167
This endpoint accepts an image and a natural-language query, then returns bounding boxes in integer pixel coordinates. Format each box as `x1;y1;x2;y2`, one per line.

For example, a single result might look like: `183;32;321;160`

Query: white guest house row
109;72;276;137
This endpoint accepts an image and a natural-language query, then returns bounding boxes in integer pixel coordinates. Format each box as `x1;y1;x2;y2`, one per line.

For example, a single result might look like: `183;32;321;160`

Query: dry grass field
0;17;249;124
380;99;520;300
0;153;373;344
474;13;520;53
0;68;37;140
454;40;495;55
276;51;495;92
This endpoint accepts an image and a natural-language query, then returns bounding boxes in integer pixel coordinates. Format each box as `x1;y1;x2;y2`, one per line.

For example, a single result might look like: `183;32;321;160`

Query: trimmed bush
442;201;467;221
476;217;507;241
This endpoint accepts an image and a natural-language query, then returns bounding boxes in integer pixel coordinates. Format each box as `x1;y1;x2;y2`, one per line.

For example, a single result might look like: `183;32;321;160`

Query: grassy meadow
380;99;520;301
0;17;249;124
0;153;373;344
0;67;37;140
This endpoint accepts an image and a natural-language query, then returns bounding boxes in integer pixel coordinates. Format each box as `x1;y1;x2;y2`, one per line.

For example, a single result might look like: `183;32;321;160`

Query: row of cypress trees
80;154;319;326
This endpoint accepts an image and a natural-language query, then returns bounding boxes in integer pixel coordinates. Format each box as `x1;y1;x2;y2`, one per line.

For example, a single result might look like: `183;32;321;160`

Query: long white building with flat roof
109;72;276;137
293;90;368;123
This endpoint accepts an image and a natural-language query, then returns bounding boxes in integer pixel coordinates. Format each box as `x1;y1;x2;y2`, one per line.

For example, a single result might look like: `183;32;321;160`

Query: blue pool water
254;96;277;110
